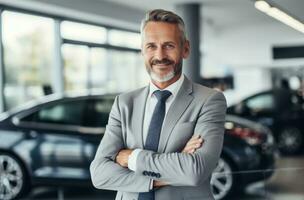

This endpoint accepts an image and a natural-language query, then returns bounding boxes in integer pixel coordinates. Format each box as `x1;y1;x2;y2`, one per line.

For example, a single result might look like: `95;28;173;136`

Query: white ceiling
103;0;304;31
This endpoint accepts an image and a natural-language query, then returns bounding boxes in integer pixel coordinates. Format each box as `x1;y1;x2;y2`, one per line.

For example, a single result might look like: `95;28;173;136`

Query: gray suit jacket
90;76;227;200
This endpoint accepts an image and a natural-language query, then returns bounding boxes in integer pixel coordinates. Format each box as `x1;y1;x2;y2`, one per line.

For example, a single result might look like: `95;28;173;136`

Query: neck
152;74;181;89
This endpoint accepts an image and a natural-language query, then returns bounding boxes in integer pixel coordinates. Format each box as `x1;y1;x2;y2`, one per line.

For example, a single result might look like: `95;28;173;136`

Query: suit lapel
132;86;149;149
158;77;193;152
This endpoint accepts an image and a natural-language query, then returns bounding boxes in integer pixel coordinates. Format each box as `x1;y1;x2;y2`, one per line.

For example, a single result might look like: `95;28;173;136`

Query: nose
154;47;166;60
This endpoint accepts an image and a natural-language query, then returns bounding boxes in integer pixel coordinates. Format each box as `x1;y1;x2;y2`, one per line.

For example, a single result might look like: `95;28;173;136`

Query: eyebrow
145;42;155;47
144;41;176;46
163;41;176;45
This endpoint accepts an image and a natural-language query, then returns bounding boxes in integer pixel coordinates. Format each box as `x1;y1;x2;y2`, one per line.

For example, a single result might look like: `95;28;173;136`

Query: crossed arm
115;135;204;188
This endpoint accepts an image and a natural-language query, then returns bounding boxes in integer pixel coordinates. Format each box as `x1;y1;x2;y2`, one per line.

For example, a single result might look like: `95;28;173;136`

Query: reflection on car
0;93;276;200
227;89;304;154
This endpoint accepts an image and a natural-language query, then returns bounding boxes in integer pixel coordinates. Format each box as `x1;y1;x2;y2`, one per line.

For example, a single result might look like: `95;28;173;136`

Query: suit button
156;173;161;178
143;171;147;176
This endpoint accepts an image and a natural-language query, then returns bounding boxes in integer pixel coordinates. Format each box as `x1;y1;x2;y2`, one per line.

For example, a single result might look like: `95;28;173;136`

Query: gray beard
149;70;175;83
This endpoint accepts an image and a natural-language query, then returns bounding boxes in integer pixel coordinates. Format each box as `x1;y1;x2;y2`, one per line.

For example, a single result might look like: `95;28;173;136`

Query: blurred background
0;0;304;199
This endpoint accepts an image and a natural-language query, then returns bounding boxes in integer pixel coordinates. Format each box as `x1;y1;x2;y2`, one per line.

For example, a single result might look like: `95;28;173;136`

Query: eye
164;44;175;49
146;44;156;50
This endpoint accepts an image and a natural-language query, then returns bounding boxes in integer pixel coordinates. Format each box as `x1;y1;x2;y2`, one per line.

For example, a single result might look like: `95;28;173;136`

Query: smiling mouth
151;58;174;67
154;63;170;66
152;64;173;70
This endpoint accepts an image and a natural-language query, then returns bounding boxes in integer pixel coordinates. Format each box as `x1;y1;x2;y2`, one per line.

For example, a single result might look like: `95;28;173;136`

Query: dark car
0;93;276;200
227;89;304;154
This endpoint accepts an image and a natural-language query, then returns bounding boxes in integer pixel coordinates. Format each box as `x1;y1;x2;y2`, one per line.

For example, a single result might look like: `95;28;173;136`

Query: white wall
224;68;272;106
201;18;304;105
202;22;304;69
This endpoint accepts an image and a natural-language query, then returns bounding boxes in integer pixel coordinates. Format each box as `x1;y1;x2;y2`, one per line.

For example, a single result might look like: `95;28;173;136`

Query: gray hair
140;9;187;44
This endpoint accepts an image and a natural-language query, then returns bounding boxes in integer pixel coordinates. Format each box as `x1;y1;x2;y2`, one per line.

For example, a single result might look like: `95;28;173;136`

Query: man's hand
153;180;169;188
115;149;133;168
182;135;204;154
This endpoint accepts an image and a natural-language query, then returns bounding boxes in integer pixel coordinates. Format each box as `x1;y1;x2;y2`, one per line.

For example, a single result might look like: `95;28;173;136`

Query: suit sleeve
134;91;227;186
90;96;151;192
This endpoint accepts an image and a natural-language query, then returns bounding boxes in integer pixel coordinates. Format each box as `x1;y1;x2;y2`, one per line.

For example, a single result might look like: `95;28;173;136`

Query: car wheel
211;157;234;200
0;153;29;200
278;127;303;154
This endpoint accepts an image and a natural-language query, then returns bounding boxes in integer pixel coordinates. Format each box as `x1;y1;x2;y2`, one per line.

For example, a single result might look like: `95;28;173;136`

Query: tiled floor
238;156;304;200
21;156;304;200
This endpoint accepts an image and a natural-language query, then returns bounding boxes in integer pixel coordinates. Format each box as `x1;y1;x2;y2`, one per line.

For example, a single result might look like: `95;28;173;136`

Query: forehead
142;22;181;43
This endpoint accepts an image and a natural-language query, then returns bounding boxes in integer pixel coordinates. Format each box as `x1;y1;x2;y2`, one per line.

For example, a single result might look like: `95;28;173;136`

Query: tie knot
154;90;172;102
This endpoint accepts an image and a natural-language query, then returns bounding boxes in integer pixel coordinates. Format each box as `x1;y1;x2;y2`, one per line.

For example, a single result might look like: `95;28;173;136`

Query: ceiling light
255;0;271;12
255;0;304;34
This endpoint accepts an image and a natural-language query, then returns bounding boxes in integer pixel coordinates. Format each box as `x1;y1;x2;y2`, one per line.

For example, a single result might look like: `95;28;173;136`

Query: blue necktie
138;90;172;200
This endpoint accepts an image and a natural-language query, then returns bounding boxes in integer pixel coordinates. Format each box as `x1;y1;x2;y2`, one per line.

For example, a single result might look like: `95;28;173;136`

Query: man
90;9;227;200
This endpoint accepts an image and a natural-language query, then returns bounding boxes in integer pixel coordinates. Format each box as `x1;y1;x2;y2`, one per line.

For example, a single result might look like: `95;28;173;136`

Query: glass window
61;21;107;43
246;93;274;111
62;45;148;93
108;29;141;49
89;48;109;93
2;11;54;110
62;44;89;92
105;49;149;92
84;98;114;127
25;100;86;126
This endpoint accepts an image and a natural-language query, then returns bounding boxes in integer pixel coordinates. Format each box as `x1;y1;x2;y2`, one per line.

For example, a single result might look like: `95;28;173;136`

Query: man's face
141;22;190;83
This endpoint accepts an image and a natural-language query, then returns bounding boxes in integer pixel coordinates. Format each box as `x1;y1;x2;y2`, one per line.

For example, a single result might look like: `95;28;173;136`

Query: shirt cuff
128;148;142;171
150;179;154;190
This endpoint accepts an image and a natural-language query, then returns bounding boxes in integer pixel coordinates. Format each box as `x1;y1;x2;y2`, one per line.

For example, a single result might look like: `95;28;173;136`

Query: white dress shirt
128;74;185;175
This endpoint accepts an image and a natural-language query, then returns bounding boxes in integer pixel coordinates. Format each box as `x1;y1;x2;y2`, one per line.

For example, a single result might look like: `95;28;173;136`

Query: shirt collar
148;74;184;98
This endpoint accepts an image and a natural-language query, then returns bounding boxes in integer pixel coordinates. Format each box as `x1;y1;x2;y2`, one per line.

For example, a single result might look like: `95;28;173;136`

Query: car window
246;93;274;112
84;98;114;128
23;100;86;126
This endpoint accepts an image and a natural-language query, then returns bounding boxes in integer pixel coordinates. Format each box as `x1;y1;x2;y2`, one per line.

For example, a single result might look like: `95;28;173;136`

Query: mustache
151;58;174;66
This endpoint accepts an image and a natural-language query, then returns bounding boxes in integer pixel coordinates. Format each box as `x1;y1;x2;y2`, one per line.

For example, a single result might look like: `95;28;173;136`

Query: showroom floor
21;156;304;200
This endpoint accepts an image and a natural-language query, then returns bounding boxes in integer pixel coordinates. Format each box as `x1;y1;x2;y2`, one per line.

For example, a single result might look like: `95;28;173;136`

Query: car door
82;96;115;162
16;98;93;181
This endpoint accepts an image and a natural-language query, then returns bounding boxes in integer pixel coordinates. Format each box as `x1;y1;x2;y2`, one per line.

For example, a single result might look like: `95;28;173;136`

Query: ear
182;40;190;59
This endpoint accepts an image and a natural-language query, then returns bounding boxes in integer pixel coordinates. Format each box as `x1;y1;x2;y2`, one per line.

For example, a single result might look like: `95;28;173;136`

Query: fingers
182;141;203;153
182;135;204;153
187;136;203;146
153;180;169;188
115;149;133;168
